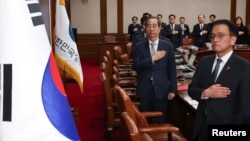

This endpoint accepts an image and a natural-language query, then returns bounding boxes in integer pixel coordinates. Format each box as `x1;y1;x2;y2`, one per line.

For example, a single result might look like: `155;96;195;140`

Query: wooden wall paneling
246;0;250;25
101;0;107;35
117;0;123;35
230;0;236;21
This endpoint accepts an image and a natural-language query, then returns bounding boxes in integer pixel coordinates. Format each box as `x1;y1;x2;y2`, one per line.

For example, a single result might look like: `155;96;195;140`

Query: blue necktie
212;59;222;82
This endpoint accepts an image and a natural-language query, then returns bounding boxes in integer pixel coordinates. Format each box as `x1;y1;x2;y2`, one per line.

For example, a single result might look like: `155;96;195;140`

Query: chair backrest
120;54;131;64
102;56;113;79
104;35;116;42
115;85;137;122
126;42;133;59
105;50;114;66
100;71;115;107
121;112;153;141
113;46;124;62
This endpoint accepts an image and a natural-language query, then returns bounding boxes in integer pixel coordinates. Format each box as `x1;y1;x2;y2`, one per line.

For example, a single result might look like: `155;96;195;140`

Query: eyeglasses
209;33;232;40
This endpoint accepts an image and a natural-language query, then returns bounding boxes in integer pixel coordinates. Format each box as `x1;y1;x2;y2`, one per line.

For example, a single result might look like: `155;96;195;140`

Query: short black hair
209;14;216;18
140;16;148;25
211;19;238;36
132;16;138;20
179;17;185;20
168;14;176;18
157;14;162;18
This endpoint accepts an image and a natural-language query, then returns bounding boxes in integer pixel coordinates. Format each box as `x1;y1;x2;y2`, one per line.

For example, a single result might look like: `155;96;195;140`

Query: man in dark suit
165;14;182;50
157;14;167;37
188;19;250;141
128;16;141;42
132;16;177;124
206;14;216;42
192;14;209;48
179;16;190;38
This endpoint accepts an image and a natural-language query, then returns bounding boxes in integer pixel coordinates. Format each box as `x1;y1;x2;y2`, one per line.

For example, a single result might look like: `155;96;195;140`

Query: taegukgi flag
54;0;84;93
0;0;80;140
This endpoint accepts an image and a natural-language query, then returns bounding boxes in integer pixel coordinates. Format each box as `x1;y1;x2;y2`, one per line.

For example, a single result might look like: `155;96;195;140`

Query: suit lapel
216;54;235;83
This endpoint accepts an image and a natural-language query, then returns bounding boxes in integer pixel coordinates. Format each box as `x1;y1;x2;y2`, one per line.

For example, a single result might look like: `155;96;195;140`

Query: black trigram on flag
1;64;12;122
27;0;44;26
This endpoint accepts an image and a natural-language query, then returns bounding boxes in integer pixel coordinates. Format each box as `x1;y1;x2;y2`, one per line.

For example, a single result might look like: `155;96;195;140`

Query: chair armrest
138;126;179;134
140;111;163;117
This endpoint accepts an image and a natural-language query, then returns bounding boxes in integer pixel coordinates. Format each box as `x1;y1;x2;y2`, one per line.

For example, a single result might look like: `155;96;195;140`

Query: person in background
132;16;177;124
188;19;250;141
157;14;167;37
132;16;148;44
165;14;182;50
192;14;209;48
128;16;141;42
179;16;190;38
206;14;216;42
234;16;250;46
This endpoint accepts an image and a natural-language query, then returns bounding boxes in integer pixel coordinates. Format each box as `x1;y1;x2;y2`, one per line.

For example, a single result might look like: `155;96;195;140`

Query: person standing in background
188;19;250;141
179;16;190;38
128;16;141;42
132;16;177;123
192;14;209;48
165;14;182;50
157;14;167;37
234;16;250;46
206;14;216;42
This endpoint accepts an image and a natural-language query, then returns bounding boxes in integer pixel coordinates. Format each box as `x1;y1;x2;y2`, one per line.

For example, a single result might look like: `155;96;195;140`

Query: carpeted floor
65;58;121;141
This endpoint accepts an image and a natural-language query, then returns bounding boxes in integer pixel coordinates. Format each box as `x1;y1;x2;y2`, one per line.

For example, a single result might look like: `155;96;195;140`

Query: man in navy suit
132;16;177;123
192;14;209;48
165;14;182;50
179;16;190;38
188;19;250;141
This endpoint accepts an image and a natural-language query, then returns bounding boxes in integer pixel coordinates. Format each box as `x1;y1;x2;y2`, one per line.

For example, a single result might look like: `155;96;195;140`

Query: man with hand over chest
188;19;250;141
132;16;177;123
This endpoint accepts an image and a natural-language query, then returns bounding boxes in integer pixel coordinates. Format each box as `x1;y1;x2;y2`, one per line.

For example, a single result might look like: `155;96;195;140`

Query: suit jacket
132;39;177;100
192;23;209;47
128;23;141;41
180;24;190;38
188;53;250;140
165;24;182;48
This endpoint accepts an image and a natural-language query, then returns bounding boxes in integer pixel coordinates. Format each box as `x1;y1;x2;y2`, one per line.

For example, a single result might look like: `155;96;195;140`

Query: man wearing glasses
188;19;250;141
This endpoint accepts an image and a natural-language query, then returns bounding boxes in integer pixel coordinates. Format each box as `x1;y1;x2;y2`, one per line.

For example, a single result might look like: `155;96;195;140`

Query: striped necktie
212;59;222;82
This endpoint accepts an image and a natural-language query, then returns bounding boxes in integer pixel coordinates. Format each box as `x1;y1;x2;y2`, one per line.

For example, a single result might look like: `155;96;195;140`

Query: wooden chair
113;46;133;64
120;111;153;141
100;72;120;139
115;85;188;141
106;50;133;71
126;42;133;59
112;73;139;105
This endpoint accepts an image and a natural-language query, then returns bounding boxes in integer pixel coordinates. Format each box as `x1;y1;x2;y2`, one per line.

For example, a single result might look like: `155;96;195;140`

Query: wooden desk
193;48;250;62
99;41;128;62
167;71;196;141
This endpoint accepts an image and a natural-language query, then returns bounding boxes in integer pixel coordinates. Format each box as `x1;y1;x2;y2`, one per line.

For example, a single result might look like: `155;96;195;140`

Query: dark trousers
139;83;168;123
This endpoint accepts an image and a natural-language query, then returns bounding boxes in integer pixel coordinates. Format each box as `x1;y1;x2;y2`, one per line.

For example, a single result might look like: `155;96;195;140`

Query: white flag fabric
54;0;84;93
0;0;80;140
